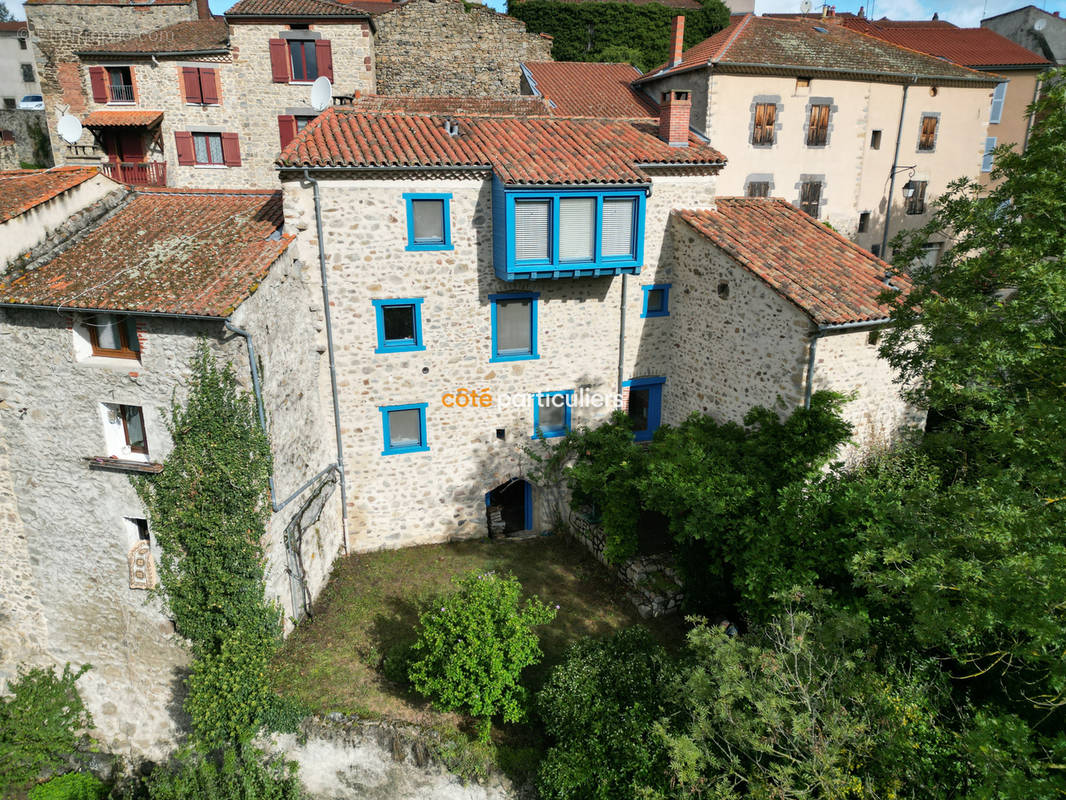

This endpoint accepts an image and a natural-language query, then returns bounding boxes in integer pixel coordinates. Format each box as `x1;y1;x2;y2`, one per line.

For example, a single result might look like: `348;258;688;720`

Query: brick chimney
669;15;685;67
659;89;690;147
196;0;211;19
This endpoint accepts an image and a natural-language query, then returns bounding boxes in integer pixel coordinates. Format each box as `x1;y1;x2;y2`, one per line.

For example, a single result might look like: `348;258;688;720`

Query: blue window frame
372;298;425;353
404;193;452;251
492;178;646;280
532;390;573;439
623;377;664;442
490;292;538;362
641;284;671;318
379;403;429;455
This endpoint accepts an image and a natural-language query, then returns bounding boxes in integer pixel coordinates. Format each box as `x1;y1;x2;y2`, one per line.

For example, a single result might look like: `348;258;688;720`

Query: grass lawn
270;533;684;774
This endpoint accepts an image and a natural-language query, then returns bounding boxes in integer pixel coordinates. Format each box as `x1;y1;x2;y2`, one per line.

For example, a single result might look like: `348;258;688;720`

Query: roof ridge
712;12;753;63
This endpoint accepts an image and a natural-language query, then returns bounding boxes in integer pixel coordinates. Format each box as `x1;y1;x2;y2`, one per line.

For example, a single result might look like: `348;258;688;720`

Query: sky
6;0;1065;41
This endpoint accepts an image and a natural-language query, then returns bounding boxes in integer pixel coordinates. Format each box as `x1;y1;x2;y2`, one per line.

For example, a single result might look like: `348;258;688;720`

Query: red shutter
174;131;195;166
181;67;202;104
277;115;298;149
89;66;108;103
199;68;219;105
220;132;241;166
269;38;289;83
315;39;333;82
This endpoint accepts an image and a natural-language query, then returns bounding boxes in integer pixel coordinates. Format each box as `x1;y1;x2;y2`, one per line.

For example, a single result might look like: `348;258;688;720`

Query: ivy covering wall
508;0;730;72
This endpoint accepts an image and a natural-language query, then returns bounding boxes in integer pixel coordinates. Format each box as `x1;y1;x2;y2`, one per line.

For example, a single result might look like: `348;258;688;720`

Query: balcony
100;161;167;187
108;84;135;103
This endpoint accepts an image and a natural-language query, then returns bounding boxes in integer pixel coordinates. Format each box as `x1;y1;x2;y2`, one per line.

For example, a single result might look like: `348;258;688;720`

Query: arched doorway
485;478;532;537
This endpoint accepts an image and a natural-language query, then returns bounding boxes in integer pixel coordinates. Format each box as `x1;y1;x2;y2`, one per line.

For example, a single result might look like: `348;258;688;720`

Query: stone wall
0;108;51;167
373;0;551;97
0;243;342;756
24;1;199;162
0;139;18;169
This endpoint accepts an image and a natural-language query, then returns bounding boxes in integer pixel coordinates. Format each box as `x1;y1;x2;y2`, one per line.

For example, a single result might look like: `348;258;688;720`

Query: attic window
813;25;829;32
796;77;811;88
88;314;139;360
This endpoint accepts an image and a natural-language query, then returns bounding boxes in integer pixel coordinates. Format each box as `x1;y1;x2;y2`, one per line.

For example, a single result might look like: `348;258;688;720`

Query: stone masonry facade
0;241;343;757
373;0;551;97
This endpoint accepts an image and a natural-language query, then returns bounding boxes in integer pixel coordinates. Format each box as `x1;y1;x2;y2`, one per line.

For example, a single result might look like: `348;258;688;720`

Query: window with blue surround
492;178;646;280
641;284;671;318
624;377;664;442
532;390;573;439
490;292;538;362
379;403;429;455
404;193;452;251
372;298;425;353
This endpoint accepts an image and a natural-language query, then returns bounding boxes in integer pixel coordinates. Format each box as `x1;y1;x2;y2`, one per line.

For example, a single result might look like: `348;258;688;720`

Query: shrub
28;772;107;800
407;571;556;741
0;663;93;793
143;746;300;800
536;627;675;800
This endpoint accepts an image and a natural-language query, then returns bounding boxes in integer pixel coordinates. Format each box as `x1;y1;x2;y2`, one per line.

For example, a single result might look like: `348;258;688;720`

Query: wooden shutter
278;115;298;149
752;104;765;144
315;39;334;82
199;69;219;105
919;116;937;150
763;103;776;143
808;105;829;145
181;67;202;104
269;38;289;83
174;131;195;166
89;66;108;103
220;132;241;166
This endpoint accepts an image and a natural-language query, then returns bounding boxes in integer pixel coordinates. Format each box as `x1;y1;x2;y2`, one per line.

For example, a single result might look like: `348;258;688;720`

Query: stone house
275;96;924;554
633;15;1001;262
839;18;1050;186
0;174;344;757
27;0;553;188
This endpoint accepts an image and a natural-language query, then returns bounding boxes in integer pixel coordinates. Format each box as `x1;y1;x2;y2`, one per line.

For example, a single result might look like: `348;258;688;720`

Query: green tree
0;4;13;23
134;343;280;746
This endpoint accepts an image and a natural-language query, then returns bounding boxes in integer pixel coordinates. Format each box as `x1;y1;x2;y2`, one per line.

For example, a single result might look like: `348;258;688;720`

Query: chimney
858;5;864;17
196;0;210;19
659;89;690;147
669;15;685;67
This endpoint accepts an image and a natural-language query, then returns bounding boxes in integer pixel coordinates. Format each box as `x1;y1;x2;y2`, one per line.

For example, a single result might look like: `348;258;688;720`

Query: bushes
0;664;93;794
509;0;729;72
28;773;106;800
407;571;556;741
143;747;300;800
536;627;675;800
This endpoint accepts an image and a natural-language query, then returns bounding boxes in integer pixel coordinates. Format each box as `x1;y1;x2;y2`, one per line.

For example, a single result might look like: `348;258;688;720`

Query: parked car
18;95;44;110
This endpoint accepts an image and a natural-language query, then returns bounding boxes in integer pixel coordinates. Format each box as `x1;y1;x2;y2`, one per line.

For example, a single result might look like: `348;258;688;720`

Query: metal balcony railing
108;84;135;103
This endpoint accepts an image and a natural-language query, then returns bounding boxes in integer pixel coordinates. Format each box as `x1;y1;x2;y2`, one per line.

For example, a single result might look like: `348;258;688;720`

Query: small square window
490;293;538;362
404;194;452;251
533;391;572;439
2;98;14;110
870;130;882;150
641;284;671;318
373;299;425;353
101;403;150;460
88;314;139;359
380;403;429;455
746;181;770;198
21;63;34;83
857;212;870;233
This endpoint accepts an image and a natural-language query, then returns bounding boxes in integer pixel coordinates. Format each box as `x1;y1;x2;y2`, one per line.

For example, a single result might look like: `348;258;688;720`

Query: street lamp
901;179;916;199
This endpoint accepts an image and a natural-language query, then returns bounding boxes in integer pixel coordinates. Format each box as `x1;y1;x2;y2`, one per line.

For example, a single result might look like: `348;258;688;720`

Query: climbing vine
134;342;280;746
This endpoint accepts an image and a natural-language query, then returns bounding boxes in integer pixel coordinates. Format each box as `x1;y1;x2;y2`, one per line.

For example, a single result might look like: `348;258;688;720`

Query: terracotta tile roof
278;106;726;183
26;0;188;5
522;61;658;119
78;18;229;56
677;198;912;325
334;0;403;13
82;110;164;128
226;0;371;17
0;190;293;318
0;22;29;31
0;167;109;225
842;23;1049;68
515;0;700;7
637;14;997;86
346;95;551;115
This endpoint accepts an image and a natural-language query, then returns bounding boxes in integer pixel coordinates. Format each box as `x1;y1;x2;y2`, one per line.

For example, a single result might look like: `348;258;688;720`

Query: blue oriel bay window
641;284;671;318
404;193;453;251
372;298;425;353
492;177;646;280
379;402;429;455
532;390;573;439
490;292;538;362
623;377;665;442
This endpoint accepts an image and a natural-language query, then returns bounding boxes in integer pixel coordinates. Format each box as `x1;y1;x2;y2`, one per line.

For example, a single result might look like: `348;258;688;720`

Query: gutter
223;320;340;514
78;49;230;58
302;168;349;553
880;78;914;259
278;164;493;174
804;319;892;408
0;302;221;320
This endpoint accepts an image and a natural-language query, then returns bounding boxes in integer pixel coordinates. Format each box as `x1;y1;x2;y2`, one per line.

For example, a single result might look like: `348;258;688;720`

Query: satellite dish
1034;18;1047;31
57;114;82;145
310;76;333;112
800;0;812;13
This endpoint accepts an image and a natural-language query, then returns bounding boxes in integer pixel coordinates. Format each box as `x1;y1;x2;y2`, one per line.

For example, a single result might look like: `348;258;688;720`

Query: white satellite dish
800;0;812;13
310;76;333;112
57;114;82;145
1034;18;1047;32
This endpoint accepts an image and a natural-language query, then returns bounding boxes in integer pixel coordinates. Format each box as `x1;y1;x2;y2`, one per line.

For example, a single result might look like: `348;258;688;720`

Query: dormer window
494;182;646;280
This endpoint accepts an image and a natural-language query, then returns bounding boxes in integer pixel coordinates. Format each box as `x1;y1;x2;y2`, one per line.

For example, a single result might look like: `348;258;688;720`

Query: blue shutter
989;82;1007;125
982;137;997;173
